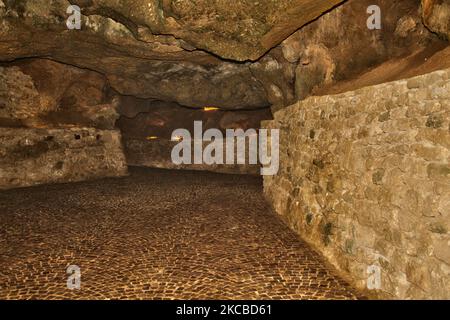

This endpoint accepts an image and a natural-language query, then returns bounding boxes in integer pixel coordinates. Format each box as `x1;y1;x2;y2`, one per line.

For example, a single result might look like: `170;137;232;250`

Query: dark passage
0;168;359;300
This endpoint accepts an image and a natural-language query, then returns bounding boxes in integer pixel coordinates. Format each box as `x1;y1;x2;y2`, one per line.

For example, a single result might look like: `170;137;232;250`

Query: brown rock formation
0;59;118;129
0;0;343;109
281;0;450;100
1;0;448;110
422;0;450;40
0;0;449;300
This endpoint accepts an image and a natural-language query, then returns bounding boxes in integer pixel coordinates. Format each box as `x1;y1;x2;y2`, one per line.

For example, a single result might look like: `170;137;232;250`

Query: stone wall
116;97;271;175
0;128;127;189
263;69;450;299
124;139;260;175
0;61;128;190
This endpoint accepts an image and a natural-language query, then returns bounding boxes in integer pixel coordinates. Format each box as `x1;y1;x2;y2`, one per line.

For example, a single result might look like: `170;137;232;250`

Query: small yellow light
146;136;158;140
203;106;219;112
171;136;183;142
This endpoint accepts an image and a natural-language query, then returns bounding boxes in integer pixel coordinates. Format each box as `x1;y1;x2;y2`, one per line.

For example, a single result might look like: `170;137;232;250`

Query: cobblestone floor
0;167;360;300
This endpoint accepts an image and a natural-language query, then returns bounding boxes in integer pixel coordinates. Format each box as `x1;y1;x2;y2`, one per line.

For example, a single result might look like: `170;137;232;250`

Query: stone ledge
0;127;128;190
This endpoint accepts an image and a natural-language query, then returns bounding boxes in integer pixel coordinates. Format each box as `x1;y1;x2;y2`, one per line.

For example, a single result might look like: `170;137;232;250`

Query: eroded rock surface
0;0;343;109
0;127;127;189
1;0;344;61
0;59;118;129
1;0;449;181
116;97;272;174
0;0;449;300
281;0;449;101
1;0;448;110
422;0;450;40
0;59;127;189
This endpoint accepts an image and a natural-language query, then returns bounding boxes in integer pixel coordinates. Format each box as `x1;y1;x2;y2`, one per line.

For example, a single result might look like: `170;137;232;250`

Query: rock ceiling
0;0;343;109
0;0;449;110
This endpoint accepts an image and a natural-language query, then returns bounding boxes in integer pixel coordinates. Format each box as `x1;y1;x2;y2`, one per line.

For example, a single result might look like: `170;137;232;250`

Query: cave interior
0;0;449;300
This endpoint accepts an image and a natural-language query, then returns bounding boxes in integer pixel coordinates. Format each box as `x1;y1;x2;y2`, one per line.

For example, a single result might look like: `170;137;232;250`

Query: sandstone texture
0;0;343;110
0;0;449;300
281;0;450;102
0;60;127;189
422;0;450;40
1;0;449;183
263;69;450;299
116;97;271;174
0;0;344;61
124;139;260;175
1;1;448;110
116;98;272;140
68;0;344;62
0;127;127;189
0;59;117;128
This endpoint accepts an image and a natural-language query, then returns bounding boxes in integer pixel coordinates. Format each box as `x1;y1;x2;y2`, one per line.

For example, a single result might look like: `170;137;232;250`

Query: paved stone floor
0;167;360;300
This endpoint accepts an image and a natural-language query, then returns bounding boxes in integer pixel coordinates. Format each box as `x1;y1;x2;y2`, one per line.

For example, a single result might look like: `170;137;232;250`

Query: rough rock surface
0;0;343;109
116;99;272;140
0;127;128;189
422;0;450;40
2;0;447;110
0;66;43;123
0;0;449;299
124;139;261;175
280;0;448;102
116;97;271;174
263;69;450;299
0;59;118;129
0;60;127;189
1;0;343;61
